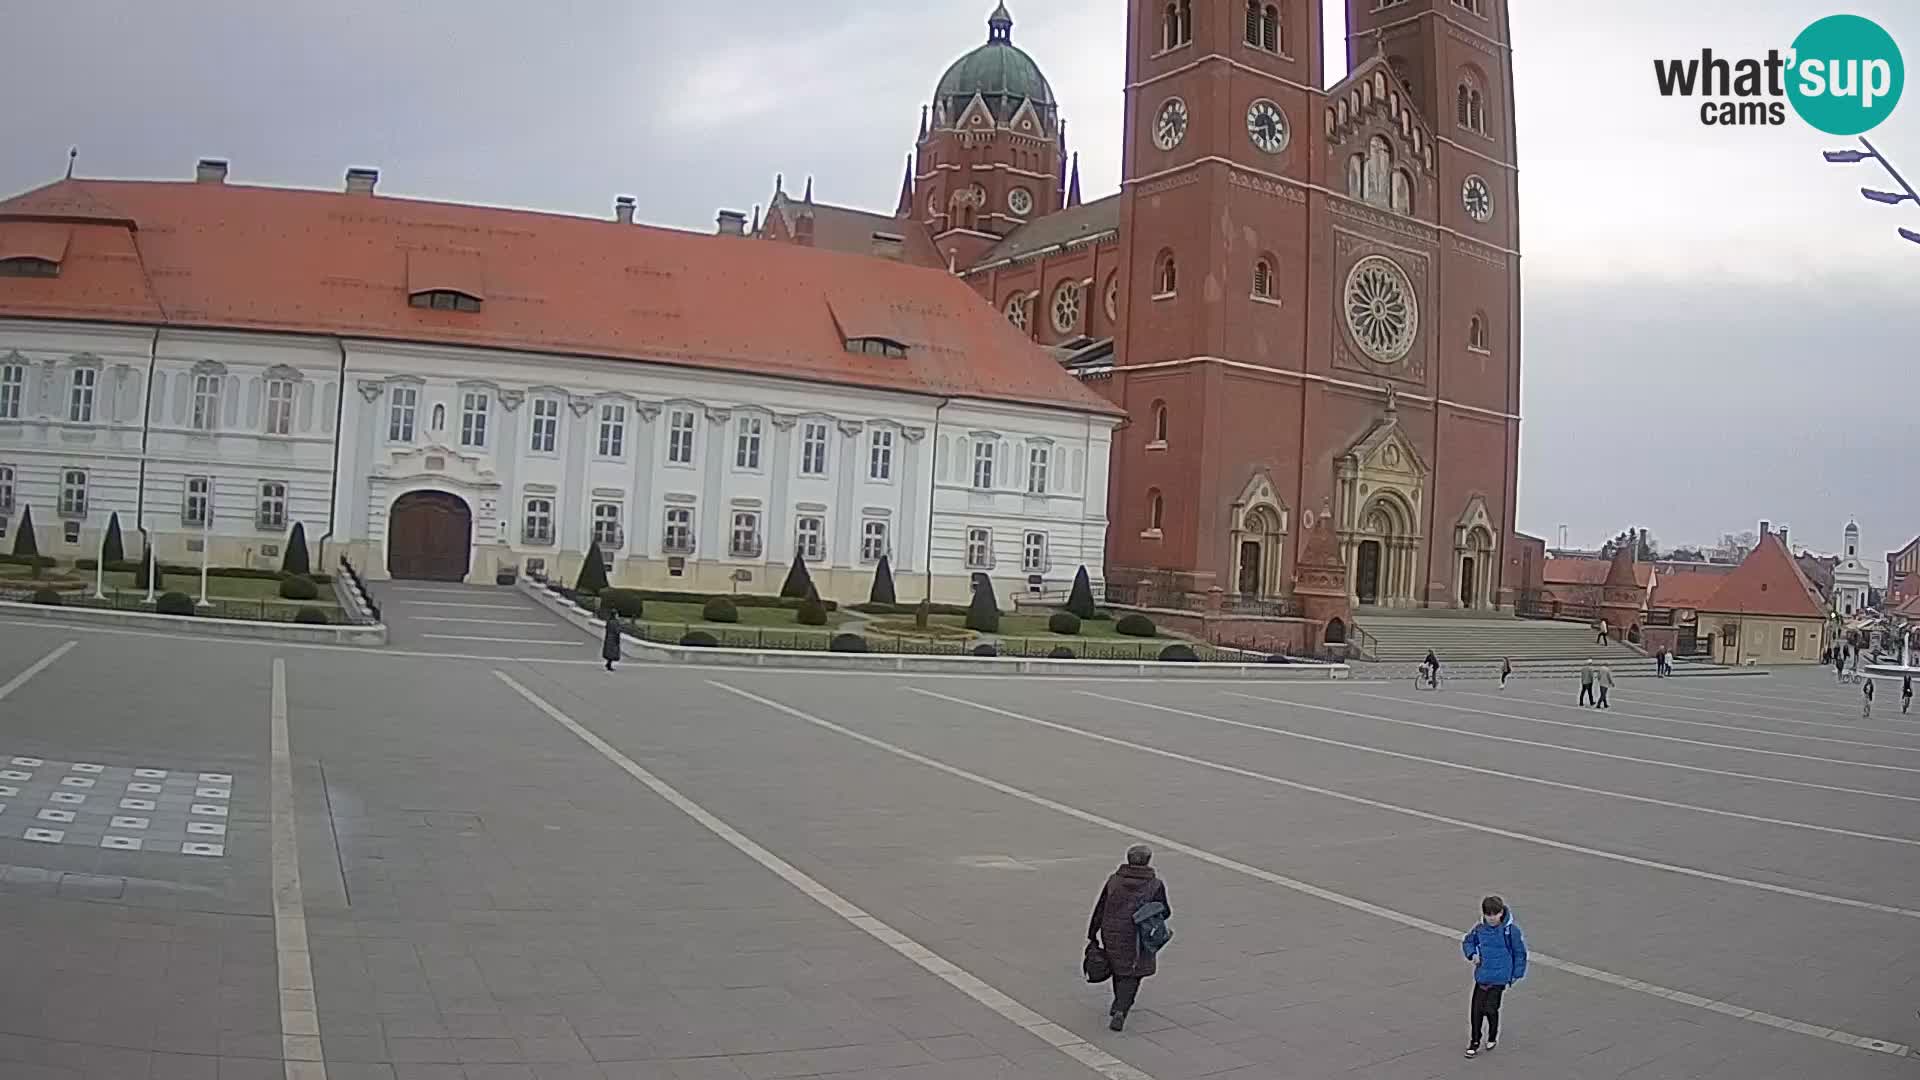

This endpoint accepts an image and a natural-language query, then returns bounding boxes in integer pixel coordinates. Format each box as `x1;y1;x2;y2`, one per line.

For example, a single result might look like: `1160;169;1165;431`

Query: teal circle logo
1787;15;1904;135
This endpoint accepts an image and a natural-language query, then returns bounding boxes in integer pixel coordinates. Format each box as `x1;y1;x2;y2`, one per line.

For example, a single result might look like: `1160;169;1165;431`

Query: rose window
1051;282;1082;334
1006;296;1028;330
1343;255;1418;363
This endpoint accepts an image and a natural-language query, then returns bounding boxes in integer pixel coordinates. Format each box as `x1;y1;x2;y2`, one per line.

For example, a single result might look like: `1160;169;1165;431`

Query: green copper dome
934;4;1057;120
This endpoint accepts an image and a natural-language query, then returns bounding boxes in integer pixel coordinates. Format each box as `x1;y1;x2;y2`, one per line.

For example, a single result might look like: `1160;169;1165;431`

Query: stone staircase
1354;611;1649;664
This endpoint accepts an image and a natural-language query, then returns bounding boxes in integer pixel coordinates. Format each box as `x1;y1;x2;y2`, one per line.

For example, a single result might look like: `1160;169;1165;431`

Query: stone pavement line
0;640;76;702
271;659;327;1080
1625;683;1920;737
1340;694;1920;804
419;634;582;645
720;682;1912;1061
1227;692;1920;820
1057;691;1920;920
1485;686;1920;751
494;671;1158;1080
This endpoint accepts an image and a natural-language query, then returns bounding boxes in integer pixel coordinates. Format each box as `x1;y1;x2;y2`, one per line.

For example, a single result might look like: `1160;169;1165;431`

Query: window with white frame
388;386;418;442
796;515;825;561
663;506;694;552
256;481;287;530
460;391;489;448
183;476;211;527
861;520;888;563
1027;444;1050;495
59;468;87;516
972;440;996;489
1023;530;1048;572
190;373;221;432
667;409;696;464
730;511;762;557
523;498;554;544
735;416;763;470
598;403;626;458
965;527;993;569
869;428;893;481
0;363;23;419
592;502;623;548
529;396;559;452
800;421;829;476
265;378;296;435
69;367;96;423
0;464;14;511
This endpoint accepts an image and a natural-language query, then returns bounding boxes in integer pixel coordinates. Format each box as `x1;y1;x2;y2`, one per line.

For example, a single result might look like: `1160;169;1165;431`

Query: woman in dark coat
602;612;622;671
1088;844;1170;1031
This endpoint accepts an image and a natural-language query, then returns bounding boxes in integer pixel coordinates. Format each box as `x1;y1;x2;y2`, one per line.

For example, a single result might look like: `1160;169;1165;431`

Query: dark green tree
12;505;38;559
101;512;126;565
780;551;814;599
965;574;1000;634
1066;565;1096;619
574;544;609;593
868;554;896;606
281;522;311;577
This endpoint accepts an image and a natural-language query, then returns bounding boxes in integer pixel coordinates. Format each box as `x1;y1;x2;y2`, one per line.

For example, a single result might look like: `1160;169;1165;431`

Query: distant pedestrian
1596;619;1610;645
1904;676;1913;715
1597;665;1615;709
1862;678;1875;719
1579;660;1596;707
1499;657;1512;689
601;610;623;672
1655;648;1671;678
1089;845;1171;1032
1462;895;1527;1058
1835;648;1848;683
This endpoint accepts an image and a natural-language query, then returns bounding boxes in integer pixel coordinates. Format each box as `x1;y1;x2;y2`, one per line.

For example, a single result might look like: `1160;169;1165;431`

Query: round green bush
31;588;61;606
1115;613;1157;637
971;643;999;657
830;633;869;653
1157;643;1198;662
702;596;740;623
294;606;330;625
680;630;719;648
1048;645;1076;659
155;592;198;616
278;575;320;601
1047;611;1082;635
599;589;645;619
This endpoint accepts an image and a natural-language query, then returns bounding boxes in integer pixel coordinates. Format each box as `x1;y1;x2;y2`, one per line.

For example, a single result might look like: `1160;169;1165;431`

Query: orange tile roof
0;178;1118;417
1650;570;1729;610
1699;532;1828;619
1542;557;1651;588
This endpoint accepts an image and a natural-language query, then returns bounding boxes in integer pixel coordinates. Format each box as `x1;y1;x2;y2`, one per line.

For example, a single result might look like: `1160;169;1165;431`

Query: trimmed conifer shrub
12;505;39;559
869;554;896;606
780;551;814;599
1048;611;1081;635
278;575;320;601
155;592;197;616
102;512;126;565
965;575;1000;633
1115;613;1157;637
702;596;740;623
796;586;828;626
1066;565;1096;619
282;523;311;577
575;545;609;593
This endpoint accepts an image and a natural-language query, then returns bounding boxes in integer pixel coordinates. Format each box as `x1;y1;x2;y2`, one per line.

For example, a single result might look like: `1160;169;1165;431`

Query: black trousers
1579;683;1594;705
1470;983;1506;1045
1597;686;1610;708
1111;976;1142;1015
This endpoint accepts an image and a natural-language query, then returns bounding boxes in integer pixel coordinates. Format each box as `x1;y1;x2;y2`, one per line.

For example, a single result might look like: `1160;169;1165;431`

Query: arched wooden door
388;491;472;582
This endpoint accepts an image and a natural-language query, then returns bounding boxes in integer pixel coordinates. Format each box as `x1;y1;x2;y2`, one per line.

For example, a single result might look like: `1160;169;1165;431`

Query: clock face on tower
1153;98;1188;151
1462;175;1494;222
1008;187;1033;216
1246;99;1289;154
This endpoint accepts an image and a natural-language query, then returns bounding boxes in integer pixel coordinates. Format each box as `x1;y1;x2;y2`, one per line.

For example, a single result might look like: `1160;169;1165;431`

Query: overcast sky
3;1;1915;565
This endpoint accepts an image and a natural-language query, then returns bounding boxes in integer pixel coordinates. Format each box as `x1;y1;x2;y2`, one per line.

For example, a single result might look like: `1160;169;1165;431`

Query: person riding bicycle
1421;649;1441;688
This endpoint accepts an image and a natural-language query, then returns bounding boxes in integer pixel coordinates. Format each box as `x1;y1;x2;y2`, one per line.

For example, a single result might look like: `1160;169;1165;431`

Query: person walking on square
1596;619;1610;645
1088;844;1170;1032
1579;659;1596;706
601;610;623;672
1903;676;1912;715
1597;664;1615;709
1499;657;1512;690
1462;895;1527;1058
1836;646;1847;683
1862;677;1875;719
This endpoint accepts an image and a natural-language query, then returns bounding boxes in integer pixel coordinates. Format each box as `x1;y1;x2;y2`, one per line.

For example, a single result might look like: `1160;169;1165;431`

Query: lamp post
143;536;157;604
198;493;212;607
93;524;106;599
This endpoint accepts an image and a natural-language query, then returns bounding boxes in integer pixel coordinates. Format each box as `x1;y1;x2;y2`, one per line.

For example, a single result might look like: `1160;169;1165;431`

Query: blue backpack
1133;901;1173;954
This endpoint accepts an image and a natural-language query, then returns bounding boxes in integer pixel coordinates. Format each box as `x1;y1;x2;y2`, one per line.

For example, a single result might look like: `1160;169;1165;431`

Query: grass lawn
866;612;1148;642
634;600;847;631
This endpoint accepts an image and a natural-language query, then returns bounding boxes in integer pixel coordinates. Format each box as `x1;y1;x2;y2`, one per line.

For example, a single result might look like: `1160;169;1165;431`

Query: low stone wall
0;598;388;646
518;579;1348;680
1105;606;1318;656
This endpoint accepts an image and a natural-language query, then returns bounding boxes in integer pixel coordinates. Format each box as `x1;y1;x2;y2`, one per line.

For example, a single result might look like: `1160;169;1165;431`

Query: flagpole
198;497;212;607
144;537;157;603
93;523;106;599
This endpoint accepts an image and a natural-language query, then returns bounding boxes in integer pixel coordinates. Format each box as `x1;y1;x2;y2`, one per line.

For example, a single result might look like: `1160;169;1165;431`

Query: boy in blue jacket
1461;895;1527;1057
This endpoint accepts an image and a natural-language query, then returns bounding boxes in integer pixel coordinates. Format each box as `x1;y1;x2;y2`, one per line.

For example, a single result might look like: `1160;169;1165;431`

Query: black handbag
1083;940;1112;983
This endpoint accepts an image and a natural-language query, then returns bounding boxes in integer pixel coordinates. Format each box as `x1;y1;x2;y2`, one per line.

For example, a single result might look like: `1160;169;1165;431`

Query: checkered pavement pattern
0;755;231;856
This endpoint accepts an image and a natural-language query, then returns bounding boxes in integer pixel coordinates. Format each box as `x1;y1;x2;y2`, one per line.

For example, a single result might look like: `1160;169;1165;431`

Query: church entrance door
1356;540;1382;605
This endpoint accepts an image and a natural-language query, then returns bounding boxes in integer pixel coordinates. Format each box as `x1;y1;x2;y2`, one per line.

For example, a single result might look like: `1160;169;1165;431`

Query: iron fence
0;585;326;624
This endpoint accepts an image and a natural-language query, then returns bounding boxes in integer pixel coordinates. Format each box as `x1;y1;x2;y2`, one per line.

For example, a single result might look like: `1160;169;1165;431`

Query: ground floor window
731;511;762;558
1022;530;1047;573
861;520;888;563
1782;627;1796;652
966;527;992;569
663;507;694;553
524;498;554;544
592;502;624;549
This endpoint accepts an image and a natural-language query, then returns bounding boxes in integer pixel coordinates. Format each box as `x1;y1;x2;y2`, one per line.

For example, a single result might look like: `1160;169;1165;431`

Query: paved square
0;603;1915;1079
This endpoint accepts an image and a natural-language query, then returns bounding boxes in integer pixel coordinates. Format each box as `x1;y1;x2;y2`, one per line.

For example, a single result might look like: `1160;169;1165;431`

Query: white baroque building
0;165;1117;605
1832;519;1872;618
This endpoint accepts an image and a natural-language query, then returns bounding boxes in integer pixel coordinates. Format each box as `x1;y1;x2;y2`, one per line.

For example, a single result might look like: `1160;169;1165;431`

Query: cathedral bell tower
914;4;1066;270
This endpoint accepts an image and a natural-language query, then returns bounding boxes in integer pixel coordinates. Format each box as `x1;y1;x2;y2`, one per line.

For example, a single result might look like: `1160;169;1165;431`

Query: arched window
1469;314;1489;351
1456;82;1471;128
1163;0;1191;49
1458;73;1488;134
1346;154;1364;198
1244;0;1260;46
1149;489;1165;532
1153;402;1169;443
1005;294;1029;331
1265;5;1281;51
1390;169;1412;215
1252;258;1274;299
1364;136;1392;205
1155;250;1177;296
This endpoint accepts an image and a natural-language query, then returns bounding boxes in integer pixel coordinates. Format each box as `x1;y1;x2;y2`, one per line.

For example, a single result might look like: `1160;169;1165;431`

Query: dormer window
409;289;481;312
846;336;907;358
0;257;59;278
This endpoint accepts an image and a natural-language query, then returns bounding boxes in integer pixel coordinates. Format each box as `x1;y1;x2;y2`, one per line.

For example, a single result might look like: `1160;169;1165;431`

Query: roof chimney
344;167;379;196
1777;524;1789;550
195;158;228;184
871;231;905;260
614;195;636;224
716;210;747;236
1759;520;1771;538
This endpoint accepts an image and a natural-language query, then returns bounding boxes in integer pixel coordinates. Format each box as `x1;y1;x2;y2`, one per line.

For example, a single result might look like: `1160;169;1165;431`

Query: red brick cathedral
757;0;1521;611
